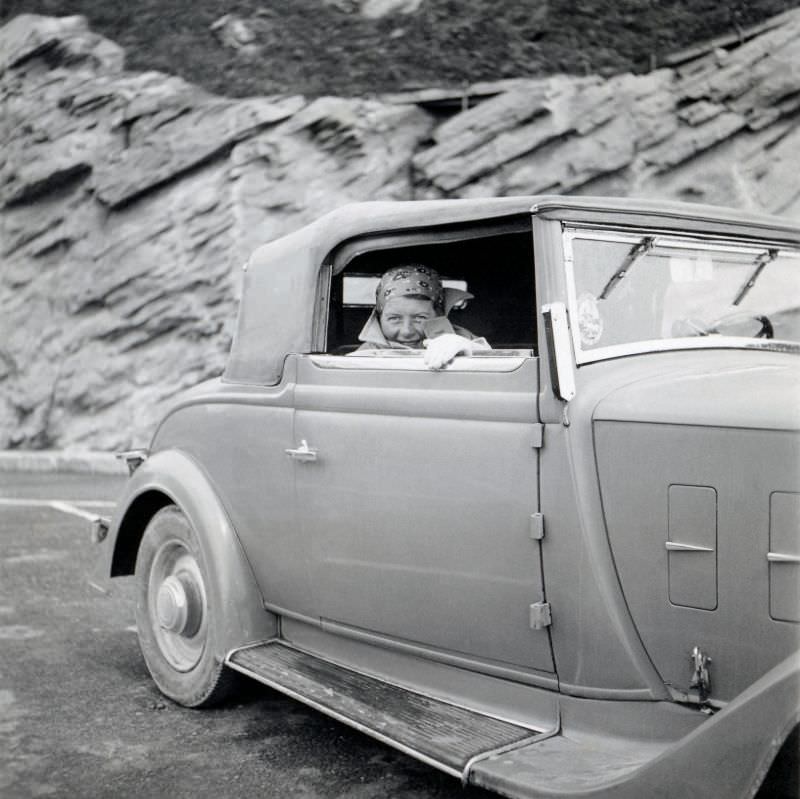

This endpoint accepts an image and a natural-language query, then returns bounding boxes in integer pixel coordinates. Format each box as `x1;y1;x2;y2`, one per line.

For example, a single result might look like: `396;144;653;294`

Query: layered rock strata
1;11;798;449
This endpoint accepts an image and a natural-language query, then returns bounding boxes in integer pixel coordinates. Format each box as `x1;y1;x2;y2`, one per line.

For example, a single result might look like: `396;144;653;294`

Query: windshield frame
563;226;800;365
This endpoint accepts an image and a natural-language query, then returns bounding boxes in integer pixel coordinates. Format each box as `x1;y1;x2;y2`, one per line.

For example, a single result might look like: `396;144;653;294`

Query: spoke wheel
135;506;238;707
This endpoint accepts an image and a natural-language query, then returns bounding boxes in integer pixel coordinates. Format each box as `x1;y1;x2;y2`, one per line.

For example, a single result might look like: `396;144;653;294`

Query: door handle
285;440;318;462
665;541;714;552
767;552;800;563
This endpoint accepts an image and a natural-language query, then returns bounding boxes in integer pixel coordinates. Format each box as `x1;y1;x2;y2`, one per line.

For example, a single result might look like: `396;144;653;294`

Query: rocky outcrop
1;11;798;450
411;11;800;209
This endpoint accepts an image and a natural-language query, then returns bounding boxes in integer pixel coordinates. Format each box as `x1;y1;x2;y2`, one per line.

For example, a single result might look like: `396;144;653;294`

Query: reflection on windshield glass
569;232;800;355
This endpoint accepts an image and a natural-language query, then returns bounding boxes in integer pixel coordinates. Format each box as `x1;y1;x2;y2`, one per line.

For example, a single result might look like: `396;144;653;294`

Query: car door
182;368;316;619
291;353;555;676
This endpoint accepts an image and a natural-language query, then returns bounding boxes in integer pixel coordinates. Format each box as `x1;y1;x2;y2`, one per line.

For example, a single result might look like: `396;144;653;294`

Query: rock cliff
1;11;798;450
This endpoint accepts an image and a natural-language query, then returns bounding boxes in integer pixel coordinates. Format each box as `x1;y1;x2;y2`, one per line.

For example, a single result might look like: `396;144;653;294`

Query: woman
353;265;489;369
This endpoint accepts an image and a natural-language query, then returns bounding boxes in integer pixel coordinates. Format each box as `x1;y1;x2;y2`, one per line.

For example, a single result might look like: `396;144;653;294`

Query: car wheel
135;505;238;707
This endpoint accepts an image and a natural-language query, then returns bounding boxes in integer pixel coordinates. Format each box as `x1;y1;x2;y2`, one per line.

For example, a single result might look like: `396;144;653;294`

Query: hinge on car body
530;602;551;629
530;513;545;540
531;423;543;449
689;645;712;703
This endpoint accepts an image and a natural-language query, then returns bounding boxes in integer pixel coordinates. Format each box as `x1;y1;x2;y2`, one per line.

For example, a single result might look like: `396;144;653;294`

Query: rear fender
100;449;277;656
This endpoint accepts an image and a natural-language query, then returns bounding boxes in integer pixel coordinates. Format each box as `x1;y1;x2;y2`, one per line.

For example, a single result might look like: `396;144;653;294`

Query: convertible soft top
225;197;538;384
224;196;799;385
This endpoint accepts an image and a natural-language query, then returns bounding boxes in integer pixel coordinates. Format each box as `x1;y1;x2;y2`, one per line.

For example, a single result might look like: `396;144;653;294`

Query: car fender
470;652;799;799
619;651;799;798
99;448;277;657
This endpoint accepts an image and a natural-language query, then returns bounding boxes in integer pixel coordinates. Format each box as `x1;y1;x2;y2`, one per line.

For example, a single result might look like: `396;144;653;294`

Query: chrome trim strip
542;302;576;401
308;354;529;372
665;542;715;553
555;681;661;701
461;724;560;786
320;617;559;691
224;637;282;662
575;336;800;366
565;227;783;254
530;197;800;235
767;552;800;564
262;602;321;626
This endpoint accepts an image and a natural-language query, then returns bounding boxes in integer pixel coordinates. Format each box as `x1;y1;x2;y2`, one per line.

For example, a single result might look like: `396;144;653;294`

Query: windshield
565;229;800;362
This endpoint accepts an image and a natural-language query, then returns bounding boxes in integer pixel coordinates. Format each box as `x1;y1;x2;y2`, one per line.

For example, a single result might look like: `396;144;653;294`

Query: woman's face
378;296;437;346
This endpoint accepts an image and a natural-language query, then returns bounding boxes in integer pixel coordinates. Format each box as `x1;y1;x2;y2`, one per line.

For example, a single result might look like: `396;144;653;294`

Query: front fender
630;651;799;799
470;652;799;799
96;448;277;656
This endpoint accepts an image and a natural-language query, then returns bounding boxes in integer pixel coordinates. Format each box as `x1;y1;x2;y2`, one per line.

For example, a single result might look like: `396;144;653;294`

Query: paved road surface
0;471;494;799
0;471;794;799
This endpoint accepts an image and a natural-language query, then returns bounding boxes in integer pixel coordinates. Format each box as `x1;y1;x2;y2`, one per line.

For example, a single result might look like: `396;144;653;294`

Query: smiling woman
368;264;448;347
347;263;491;368
373;294;439;344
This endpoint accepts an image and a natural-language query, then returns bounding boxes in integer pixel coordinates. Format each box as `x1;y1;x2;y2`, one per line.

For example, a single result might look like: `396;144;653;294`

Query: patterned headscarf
375;265;445;315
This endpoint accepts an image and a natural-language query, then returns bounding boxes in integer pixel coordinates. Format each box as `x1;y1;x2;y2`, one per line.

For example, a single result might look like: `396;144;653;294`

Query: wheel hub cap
156;575;201;635
148;539;208;672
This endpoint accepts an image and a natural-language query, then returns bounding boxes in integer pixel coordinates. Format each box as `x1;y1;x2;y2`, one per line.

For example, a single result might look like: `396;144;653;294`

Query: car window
323;228;537;360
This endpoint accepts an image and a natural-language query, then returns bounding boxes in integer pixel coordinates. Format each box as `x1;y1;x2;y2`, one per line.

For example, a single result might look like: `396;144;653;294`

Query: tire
134;505;239;707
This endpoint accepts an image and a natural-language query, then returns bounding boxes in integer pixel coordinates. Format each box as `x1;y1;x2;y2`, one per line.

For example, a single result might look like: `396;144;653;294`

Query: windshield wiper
732;248;779;306
599;236;655;299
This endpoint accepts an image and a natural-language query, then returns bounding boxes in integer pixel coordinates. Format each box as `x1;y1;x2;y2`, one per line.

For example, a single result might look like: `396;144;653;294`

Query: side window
324;228;537;356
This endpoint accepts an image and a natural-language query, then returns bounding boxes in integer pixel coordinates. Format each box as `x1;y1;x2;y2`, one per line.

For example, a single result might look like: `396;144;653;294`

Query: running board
226;640;547;780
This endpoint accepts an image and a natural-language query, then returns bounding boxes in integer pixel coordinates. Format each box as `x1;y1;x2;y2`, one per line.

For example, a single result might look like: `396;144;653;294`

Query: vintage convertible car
94;196;799;798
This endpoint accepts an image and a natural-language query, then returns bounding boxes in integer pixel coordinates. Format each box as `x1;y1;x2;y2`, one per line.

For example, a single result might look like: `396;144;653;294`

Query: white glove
423;334;485;370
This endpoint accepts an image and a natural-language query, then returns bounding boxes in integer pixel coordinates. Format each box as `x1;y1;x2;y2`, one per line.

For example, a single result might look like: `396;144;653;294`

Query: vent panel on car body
667;484;718;611
769;492;800;623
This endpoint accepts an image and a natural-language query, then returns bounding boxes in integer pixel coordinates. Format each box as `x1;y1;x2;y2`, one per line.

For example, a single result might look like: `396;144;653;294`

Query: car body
94;195;800;798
